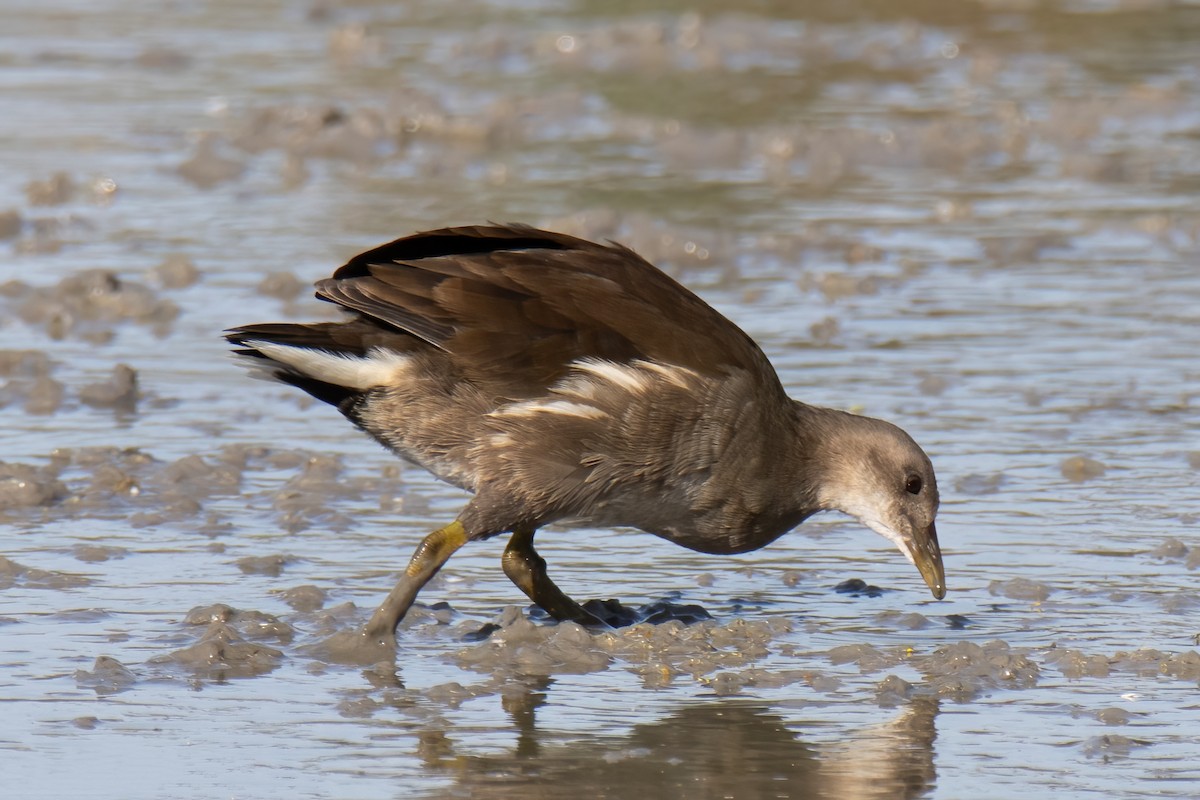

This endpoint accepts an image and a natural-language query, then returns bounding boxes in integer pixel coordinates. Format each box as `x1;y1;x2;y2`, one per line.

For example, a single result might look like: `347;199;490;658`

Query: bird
226;224;944;646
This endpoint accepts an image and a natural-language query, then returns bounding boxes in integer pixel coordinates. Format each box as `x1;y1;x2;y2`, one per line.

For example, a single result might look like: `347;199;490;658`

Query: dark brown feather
312;224;780;398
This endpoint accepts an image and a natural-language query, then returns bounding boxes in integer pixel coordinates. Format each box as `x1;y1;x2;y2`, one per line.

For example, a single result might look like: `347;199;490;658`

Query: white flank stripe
536;400;608;420
247;341;410;390
554;375;600;402
493;399;607;420
634;359;699;389
573;359;648;393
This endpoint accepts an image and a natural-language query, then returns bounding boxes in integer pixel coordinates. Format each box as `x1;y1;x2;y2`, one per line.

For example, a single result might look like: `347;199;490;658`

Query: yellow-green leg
501;525;604;626
363;521;469;643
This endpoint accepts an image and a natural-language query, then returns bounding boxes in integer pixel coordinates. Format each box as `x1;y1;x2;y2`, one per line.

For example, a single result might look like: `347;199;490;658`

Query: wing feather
313;224;780;396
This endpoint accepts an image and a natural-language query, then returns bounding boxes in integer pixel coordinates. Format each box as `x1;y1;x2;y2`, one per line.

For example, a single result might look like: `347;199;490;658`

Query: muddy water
2;1;1199;798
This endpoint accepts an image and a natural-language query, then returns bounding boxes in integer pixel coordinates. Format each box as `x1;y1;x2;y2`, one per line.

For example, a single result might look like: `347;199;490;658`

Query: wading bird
227;224;945;645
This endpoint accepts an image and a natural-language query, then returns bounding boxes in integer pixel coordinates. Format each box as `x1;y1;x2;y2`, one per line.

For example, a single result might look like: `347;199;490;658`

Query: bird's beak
855;511;948;600
908;520;946;600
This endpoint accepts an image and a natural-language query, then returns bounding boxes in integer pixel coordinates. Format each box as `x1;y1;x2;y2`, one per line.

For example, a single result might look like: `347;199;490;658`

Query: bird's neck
782;401;859;514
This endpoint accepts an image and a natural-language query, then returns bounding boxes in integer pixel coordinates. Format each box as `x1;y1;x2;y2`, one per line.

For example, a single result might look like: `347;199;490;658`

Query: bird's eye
905;475;922;495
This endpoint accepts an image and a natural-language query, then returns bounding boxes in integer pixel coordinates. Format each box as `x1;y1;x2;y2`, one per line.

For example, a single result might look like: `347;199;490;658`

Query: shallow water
2;1;1199;798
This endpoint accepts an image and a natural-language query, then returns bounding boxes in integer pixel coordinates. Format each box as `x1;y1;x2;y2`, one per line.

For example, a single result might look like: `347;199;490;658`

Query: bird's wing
316;224;780;395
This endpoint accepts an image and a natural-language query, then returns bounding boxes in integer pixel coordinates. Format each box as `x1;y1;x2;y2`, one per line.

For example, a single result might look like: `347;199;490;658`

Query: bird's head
812;411;945;599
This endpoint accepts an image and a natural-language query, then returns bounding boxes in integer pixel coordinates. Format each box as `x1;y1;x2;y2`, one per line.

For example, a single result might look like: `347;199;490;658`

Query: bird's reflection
416;680;939;799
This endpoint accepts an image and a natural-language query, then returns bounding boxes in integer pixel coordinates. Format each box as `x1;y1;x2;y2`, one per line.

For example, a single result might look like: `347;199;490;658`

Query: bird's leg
501;524;605;627
363;520;469;643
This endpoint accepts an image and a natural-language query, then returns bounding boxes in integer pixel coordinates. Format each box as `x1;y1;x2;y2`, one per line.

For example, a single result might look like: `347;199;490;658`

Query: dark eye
905;475;923;495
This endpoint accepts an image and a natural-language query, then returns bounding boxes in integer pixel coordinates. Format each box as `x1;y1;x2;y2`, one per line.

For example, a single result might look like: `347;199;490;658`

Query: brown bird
227;224;944;645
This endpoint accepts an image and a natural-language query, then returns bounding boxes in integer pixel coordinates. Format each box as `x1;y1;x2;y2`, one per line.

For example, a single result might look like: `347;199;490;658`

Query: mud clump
0;350;62;415
25;171;75;206
154;618;288;681
23;374;65;415
229;103;394;164
79;364;139;411
1081;734;1146;760
73;544;128;563
156;453;243;499
828;642;906;673
3;269;179;340
2;353;144;415
135;45;192;72
835;578;884;598
38;447;241;526
875;673;917;706
236;554;296;577
1151;542;1200;579
75;656;137;694
456;614;612;676
275;584;327;612
2;444;403;548
873;610;932;630
269;453;376;533
184;603;295;643
446;606;796;689
1061;456;1106;482
1045;647;1111;679
0;347;45;376
989;577;1053;602
257;271;306;301
0;555;90;589
177;133;245;188
0;209;21;238
0;462;67;510
1108;648;1200;682
913;640;1039;701
146;253;201;289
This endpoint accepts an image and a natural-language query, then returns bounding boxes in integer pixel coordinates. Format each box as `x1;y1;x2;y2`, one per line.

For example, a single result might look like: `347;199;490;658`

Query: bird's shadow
411;676;942;799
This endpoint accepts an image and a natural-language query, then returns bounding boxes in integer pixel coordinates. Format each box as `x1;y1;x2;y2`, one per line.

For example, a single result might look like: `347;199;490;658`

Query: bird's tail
224;321;410;413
